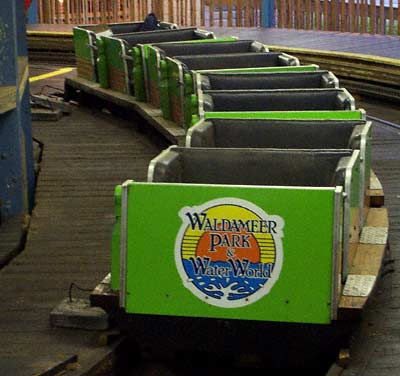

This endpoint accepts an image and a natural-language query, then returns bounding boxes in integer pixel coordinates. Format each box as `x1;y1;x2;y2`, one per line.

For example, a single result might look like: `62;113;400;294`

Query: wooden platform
65;72;186;146
0;65;162;376
27;25;400;60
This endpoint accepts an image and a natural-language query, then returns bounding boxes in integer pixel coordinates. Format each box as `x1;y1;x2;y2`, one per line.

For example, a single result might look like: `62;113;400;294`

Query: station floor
0;26;399;375
27;24;400;59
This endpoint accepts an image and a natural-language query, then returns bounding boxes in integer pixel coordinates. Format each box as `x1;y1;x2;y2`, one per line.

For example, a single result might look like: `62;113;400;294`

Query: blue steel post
262;0;275;28
0;0;35;219
28;0;39;24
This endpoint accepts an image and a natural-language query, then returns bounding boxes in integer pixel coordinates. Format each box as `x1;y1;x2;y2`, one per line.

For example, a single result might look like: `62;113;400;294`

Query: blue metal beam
28;0;38;24
0;0;35;219
262;0;275;28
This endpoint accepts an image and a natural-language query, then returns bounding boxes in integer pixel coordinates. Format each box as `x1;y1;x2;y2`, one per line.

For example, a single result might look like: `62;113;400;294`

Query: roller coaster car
111;144;364;325
73;19;178;83
141;39;267;106
164;51;301;127
97;28;215;97
187;117;371;225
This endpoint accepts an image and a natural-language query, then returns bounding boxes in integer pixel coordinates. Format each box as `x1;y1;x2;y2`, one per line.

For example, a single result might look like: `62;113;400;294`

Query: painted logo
175;198;284;308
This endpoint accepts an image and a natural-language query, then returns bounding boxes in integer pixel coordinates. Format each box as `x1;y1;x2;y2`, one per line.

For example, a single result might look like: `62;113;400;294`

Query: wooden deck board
0;66;162;376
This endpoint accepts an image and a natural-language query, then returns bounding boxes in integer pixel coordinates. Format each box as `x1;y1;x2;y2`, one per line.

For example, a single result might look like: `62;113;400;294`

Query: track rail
367;115;400;130
27;31;75;64
26;31;400;102
267;45;400;103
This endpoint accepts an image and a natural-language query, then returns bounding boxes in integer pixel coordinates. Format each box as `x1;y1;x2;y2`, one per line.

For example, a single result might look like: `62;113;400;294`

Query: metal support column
28;0;39;24
262;0;275;28
0;0;35;220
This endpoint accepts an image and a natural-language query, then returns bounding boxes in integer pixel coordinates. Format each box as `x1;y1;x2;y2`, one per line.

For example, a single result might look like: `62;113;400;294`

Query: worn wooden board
65;72;186;146
339;207;388;315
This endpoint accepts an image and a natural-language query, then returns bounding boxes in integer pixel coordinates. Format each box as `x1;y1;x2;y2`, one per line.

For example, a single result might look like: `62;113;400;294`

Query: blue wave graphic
183;259;272;301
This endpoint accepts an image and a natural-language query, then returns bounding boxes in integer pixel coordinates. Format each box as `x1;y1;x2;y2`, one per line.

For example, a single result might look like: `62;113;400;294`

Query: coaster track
27;31;400;102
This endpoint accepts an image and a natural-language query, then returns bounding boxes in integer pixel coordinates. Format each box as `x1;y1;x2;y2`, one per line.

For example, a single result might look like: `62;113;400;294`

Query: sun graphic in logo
175;198;284;308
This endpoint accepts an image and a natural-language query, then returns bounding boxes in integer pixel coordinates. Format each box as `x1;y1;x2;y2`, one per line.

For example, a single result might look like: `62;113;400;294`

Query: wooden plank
65;72;185;145
236;0;241;26
349;243;386;275
227;0;233;26
190;0;195;25
360;0;365;32
364;207;389;228
45;0;52;23
199;0;204;25
380;0;385;33
55;0;60;24
305;0;311;29
340;0;346;31
31;107;63;121
338;207;389;315
349;0;355;32
209;0;214;26
38;0;44;23
281;0;287;27
331;0;337;30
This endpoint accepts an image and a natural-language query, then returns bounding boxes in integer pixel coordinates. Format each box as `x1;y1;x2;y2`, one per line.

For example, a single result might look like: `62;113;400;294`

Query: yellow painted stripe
27;31;73;37
29;67;75;83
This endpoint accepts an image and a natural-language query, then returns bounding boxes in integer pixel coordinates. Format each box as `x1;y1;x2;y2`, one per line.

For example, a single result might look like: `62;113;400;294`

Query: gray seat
174;52;298;71
151;40;267;57
149;146;353;188
187;119;365;149
120;28;213;48
201;89;354;111
198;70;338;90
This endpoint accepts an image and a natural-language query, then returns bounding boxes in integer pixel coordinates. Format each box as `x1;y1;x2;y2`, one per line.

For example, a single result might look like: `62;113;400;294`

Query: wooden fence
37;0;398;35
37;0;263;27
274;0;399;35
